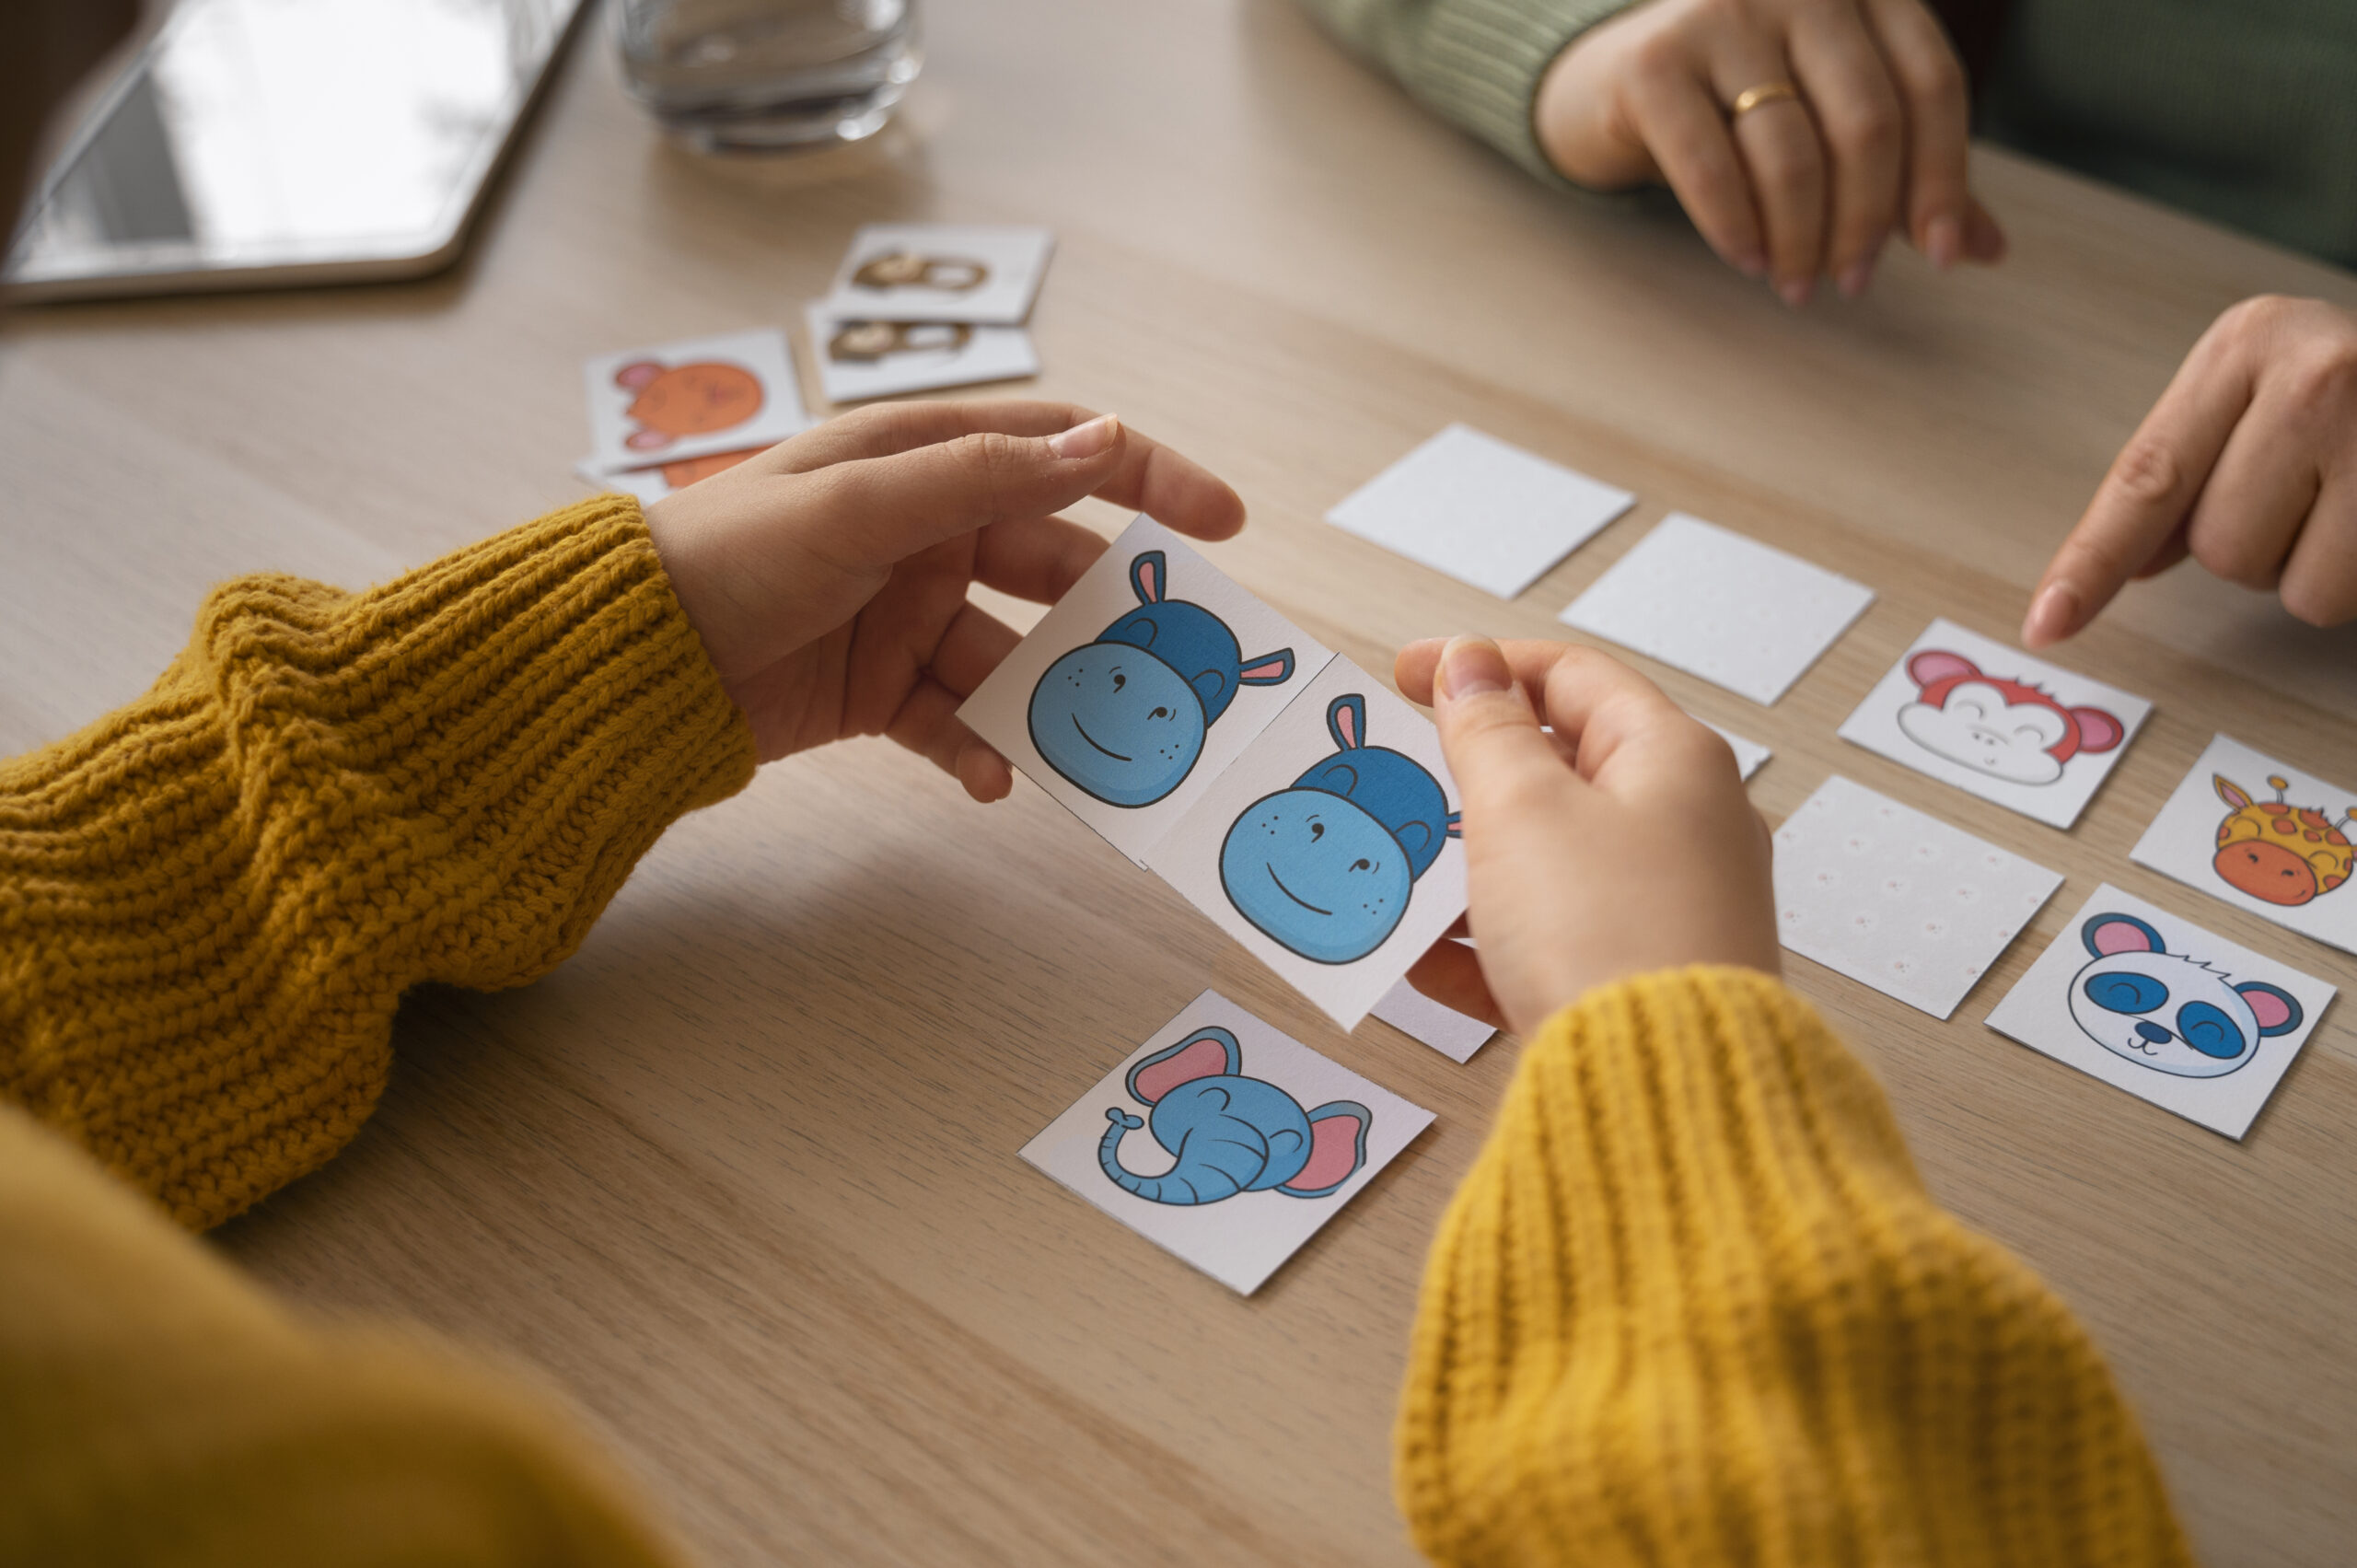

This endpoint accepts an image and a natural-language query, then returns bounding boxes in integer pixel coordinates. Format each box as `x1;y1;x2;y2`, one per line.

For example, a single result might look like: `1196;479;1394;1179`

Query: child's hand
645;401;1245;798
2026;295;2357;645
1394;637;1779;1038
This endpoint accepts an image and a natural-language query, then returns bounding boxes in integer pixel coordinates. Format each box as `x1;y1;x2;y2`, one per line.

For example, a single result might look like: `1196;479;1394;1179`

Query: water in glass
617;0;920;151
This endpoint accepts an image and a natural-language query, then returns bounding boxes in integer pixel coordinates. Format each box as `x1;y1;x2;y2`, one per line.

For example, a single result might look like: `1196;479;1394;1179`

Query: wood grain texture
4;1;2354;1562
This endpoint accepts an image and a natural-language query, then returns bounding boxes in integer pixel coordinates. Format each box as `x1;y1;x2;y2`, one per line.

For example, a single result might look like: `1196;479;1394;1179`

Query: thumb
819;413;1128;570
1432;636;1578;827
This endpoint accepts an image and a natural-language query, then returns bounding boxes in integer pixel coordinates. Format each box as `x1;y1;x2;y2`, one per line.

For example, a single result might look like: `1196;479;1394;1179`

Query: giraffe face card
1150;657;1467;1030
958;514;1335;866
1772;776;2063;1019
2131;734;2357;956
1837;619;2151;830
1985;884;2333;1139
1019;990;1434;1294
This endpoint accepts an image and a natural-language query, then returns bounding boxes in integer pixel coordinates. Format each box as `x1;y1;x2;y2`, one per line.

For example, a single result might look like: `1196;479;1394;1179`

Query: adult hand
1535;0;2005;304
2025;296;2357;646
645;401;1245;798
1394;637;1778;1038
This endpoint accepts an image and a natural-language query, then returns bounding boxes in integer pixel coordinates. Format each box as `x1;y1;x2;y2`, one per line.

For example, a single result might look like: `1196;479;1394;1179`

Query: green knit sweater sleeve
1295;0;1642;179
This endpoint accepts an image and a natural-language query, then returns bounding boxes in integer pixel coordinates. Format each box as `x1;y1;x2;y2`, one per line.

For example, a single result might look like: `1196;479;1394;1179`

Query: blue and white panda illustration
1028;551;1296;807
1219;693;1460;965
2069;912;2304;1078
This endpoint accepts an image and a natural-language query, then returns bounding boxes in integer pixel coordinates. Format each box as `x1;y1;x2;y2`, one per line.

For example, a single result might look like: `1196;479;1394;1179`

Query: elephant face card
1020;990;1434;1294
824;223;1055;325
1984;884;2333;1139
580;328;809;473
958;513;1334;865
2131;734;2357;957
1150;657;1468;1030
1837;619;2152;830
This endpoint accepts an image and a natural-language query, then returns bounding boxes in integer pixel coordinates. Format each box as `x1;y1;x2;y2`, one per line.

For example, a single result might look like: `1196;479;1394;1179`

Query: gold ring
1728;80;1802;119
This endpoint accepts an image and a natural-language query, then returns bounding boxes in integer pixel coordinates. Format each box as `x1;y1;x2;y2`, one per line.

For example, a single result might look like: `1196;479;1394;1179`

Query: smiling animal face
1219;788;1411;964
614;359;763;449
1895;650;2124;785
1028;644;1205;807
2067;912;2302;1078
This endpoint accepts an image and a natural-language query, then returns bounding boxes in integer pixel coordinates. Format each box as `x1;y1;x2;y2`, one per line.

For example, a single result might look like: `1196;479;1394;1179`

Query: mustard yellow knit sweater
0;500;2190;1565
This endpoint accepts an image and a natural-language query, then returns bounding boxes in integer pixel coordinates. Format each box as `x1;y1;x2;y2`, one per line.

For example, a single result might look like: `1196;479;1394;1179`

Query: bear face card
1150;658;1468;1030
1020;990;1434;1294
1558;513;1875;705
1984;884;2333;1139
2131;734;2357;957
1772;776;2063;1019
958;514;1335;865
1837;619;2152;830
805;303;1039;404
581;328;809;472
824;223;1055;325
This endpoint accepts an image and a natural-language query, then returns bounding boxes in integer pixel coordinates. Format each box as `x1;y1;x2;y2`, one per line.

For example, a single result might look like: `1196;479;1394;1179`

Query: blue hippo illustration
1220;693;1459;965
1028;550;1296;807
1099;1025;1371;1205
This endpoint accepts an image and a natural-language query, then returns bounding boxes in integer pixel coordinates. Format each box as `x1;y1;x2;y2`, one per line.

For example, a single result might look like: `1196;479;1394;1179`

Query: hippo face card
2131;734;2357;956
581;328;809;472
958;514;1334;865
1985;884;2333;1139
1151;658;1468;1029
1020;990;1434;1294
1838;619;2151;830
824;223;1055;325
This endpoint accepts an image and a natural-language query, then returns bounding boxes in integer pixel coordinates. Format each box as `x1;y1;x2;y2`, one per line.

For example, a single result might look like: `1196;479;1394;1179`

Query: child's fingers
885;673;991;782
1433;637;1591;832
1537;647;1724;788
1404;940;1506;1031
974;512;1111;603
1396;636;1599;707
923;600;1023;699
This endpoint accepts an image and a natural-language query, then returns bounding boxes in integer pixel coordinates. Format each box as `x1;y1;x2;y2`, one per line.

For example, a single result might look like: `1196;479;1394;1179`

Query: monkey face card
1837;619;2153;830
580;328;809;474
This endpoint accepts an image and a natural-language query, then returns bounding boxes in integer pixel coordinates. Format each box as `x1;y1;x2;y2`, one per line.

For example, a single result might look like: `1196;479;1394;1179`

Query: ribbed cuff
1413;0;1643;182
0;496;757;1228
1395;966;2190;1566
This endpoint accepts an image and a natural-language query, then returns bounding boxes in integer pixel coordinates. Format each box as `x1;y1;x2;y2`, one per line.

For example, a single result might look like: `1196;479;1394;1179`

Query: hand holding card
1391;637;1780;1035
642;401;1244;780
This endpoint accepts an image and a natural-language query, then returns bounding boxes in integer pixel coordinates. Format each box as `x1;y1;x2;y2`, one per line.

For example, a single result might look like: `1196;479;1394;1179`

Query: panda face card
2131;734;2357;956
1150;658;1467;1030
1837;619;2152;830
1984;884;2333;1139
1020;990;1434;1295
958;515;1334;865
580;328;809;472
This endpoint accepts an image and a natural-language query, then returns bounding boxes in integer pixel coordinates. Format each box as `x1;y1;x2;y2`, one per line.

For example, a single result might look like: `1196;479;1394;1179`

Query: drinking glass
616;0;920;152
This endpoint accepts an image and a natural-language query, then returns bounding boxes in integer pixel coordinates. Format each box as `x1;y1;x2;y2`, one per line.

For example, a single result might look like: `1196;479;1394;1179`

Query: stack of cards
958;515;1468;1029
808;224;1050;405
575;327;810;502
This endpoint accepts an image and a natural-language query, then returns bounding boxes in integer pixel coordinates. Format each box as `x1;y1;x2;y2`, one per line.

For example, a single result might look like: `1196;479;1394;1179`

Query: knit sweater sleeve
0;496;758;1231
1396;967;2194;1566
1294;0;1642;180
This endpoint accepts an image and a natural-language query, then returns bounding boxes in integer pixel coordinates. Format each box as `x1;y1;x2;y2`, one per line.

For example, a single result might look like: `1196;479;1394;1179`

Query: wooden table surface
5;2;2354;1562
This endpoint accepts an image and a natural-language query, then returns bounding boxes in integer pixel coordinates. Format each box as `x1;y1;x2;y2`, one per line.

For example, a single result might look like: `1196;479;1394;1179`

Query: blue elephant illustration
1219;694;1460;965
1099;1025;1371;1205
1028;550;1296;807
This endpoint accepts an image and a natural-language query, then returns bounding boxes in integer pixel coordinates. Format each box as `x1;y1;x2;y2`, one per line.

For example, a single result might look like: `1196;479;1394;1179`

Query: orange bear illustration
614;359;763;452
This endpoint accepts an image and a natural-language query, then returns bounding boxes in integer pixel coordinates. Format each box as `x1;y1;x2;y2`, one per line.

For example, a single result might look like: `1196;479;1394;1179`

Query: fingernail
1736;250;1769;279
1776;275;1813;309
2024;582;2078;647
1049;413;1120;459
1439;636;1509;701
1837;257;1875;299
1926;214;1961;271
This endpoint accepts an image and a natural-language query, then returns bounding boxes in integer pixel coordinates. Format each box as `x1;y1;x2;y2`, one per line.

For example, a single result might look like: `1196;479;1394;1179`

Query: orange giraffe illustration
614;359;763;451
2212;773;2355;906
